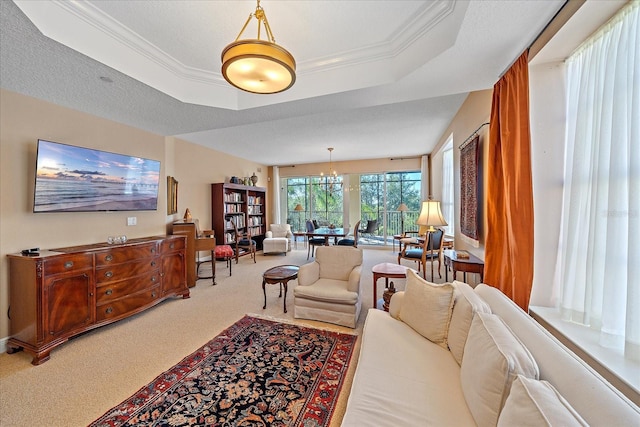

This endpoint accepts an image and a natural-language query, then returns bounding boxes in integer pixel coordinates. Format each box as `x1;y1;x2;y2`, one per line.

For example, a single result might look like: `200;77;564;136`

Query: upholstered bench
213;245;234;284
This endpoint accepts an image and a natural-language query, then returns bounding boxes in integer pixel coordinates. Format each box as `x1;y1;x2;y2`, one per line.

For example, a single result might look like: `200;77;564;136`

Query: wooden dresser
6;235;188;365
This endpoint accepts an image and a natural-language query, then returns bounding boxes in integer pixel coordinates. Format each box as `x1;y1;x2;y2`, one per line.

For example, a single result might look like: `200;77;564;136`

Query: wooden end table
443;250;484;283
372;262;412;309
262;265;299;313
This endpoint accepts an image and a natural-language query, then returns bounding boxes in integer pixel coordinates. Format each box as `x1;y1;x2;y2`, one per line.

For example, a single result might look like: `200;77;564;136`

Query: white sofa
263;224;292;255
342;273;640;426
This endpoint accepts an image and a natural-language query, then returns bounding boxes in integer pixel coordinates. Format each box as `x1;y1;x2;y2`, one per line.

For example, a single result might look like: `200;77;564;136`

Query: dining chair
230;221;256;263
337;220;361;248
306;220;326;259
397;228;445;279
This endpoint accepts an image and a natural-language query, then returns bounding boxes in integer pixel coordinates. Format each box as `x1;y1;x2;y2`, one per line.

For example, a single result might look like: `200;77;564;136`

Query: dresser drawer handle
104;271;113;278
151;248;156;254
170;243;175;249
151;292;157;298
105;289;113;296
151;261;157;267
105;255;113;262
105;307;113;314
64;261;73;269
151;276;157;282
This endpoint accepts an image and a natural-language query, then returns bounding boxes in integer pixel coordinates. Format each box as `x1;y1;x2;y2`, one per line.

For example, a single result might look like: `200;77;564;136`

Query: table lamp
416;200;448;279
294;204;304;232
397;203;409;234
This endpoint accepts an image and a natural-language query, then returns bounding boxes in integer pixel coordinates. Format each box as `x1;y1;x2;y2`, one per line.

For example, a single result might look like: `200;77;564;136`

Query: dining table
306;227;347;245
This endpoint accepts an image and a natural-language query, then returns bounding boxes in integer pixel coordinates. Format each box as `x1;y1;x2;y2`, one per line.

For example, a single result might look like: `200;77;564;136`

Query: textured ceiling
1;0;566;166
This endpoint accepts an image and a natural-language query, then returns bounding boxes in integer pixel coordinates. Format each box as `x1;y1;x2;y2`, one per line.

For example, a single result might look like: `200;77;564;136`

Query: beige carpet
0;244;466;426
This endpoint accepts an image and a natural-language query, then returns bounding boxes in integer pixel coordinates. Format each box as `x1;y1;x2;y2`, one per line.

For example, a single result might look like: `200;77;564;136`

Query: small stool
214;245;234;285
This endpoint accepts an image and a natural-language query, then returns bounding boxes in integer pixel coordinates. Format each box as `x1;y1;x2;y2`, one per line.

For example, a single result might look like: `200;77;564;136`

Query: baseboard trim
0;336;8;354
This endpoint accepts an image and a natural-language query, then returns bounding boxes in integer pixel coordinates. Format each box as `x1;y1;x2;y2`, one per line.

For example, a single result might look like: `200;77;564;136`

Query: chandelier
320;148;342;194
221;0;296;94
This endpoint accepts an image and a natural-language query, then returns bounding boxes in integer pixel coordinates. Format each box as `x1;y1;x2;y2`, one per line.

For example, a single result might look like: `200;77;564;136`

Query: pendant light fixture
321;147;341;194
221;0;296;94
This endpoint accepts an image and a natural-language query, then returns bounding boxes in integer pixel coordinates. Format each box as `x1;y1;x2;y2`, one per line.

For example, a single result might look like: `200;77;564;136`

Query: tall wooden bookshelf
211;183;267;250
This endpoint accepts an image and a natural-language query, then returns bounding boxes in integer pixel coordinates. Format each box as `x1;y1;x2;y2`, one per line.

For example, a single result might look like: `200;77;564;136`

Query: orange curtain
485;51;534;311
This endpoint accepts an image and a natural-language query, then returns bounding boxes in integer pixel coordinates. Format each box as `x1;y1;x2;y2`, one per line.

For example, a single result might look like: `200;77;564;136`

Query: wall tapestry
460;134;480;240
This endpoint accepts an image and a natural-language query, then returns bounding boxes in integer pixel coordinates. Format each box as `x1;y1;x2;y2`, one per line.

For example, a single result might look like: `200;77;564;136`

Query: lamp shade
397;203;409;212
294;204;304;211
416;200;448;230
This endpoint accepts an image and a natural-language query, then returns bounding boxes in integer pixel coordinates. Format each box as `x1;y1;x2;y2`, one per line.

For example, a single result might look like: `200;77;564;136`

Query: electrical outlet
127;217;137;226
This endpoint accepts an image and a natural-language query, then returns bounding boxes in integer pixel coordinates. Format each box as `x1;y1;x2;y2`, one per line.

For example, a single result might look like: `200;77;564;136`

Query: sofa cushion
461;312;539;427
388;291;404;319
448;280;492;365
341;309;476;426
293;278;359;305
398;269;455;349
498;375;588;427
315;246;363;281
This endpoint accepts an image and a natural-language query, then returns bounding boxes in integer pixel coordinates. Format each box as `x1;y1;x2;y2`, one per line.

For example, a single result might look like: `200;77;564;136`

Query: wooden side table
443;250;484;283
372;262;412;309
262;265;299;313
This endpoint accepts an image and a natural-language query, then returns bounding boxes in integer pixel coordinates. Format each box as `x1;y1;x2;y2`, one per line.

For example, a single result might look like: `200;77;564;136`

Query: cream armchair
293;246;363;328
263;224;293;255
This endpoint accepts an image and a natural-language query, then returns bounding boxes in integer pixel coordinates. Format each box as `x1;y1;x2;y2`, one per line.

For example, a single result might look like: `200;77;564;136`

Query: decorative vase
183;208;192;221
251;173;258;186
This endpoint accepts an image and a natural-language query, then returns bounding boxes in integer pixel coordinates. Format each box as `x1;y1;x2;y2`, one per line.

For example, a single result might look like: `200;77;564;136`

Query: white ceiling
1;0;566;166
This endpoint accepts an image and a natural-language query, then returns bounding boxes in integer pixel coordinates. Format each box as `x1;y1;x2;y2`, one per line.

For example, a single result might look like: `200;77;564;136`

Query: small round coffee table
262;265;299;313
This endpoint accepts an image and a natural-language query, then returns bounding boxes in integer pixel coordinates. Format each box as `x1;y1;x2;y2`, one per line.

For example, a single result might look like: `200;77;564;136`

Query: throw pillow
498;375;588;426
398;269;455;348
448;280;492;365
461;312;539;427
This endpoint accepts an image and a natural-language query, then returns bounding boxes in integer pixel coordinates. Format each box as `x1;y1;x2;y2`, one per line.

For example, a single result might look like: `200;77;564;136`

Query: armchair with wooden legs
398;228;445;280
337;220;361;248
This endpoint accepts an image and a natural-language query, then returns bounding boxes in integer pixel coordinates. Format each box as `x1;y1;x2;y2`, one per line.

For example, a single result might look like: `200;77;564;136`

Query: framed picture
167;176;178;215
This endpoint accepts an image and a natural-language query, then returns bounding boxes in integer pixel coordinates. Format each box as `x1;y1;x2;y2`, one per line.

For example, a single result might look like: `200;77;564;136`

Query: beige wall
172;138;267;230
277;157;421;178
430;90;493;258
0;89;265;342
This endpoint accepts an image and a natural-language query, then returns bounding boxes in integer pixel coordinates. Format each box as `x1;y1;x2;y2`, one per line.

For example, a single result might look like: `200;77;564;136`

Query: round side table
262;265;299;313
371;262;412;309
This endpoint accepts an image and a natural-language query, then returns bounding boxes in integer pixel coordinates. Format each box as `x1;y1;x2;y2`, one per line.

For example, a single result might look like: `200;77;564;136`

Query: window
285;176;343;230
286;177;309;232
554;1;639;362
441;136;454;236
359;172;421;243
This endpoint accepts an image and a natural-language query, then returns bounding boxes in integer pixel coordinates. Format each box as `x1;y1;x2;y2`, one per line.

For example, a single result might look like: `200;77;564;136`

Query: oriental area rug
89;315;357;427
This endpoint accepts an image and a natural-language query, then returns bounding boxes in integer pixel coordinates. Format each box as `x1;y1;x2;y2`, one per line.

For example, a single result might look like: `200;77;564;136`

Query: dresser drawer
96;286;161;322
96;272;160;304
96;259;159;284
44;254;93;275
161;237;185;253
95;243;158;266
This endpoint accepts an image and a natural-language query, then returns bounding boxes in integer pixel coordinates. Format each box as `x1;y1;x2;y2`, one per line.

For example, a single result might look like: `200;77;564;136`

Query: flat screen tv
33;139;161;212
